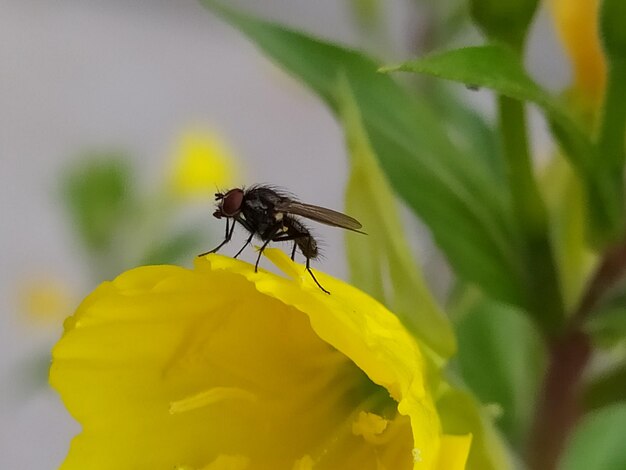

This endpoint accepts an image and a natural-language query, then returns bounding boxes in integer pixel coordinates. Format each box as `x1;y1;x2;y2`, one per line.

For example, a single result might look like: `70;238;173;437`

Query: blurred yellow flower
550;0;606;107
169;129;237;198
50;249;470;469
18;277;73;324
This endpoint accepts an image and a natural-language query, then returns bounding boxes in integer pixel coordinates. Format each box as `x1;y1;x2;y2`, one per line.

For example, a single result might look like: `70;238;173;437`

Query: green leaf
596;0;626;242
559;403;626;470
140;228;206;266
453;290;547;447
382;45;620;242
201;1;527;308
339;77;456;358
427;83;503;183
585;307;626;348
540;156;597;312
382;45;591;172
600;0;626;60
61;154;133;252
584;364;626;411
437;385;514;470
582;307;626;410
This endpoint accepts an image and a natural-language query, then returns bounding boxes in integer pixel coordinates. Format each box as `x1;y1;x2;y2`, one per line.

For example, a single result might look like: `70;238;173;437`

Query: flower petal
203;249;465;468
51;253;469;469
550;0;606;105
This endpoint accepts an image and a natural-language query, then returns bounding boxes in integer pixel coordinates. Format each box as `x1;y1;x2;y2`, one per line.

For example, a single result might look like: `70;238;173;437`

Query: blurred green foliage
62;155;133;253
453;293;546;447
558;403;626;470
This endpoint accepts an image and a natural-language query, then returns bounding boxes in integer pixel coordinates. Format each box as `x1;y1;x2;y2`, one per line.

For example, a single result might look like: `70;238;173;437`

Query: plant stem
527;239;626;469
498;96;564;333
527;329;591;470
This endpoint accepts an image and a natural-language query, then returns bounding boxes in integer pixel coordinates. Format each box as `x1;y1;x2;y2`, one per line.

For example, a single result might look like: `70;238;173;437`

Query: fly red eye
221;188;244;216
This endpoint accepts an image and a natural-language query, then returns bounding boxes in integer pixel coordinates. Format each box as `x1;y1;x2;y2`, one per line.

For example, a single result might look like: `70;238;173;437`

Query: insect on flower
199;185;365;294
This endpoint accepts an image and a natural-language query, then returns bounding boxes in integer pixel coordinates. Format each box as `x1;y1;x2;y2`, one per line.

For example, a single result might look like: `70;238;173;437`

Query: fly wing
276;201;365;233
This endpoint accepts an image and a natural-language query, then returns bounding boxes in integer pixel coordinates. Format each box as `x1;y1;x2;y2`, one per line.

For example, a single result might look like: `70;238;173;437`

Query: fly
199;185;365;294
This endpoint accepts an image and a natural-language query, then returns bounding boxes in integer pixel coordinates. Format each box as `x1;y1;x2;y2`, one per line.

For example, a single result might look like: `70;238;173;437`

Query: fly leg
229;215;255;259
198;217;235;256
306;254;330;295
271;233;330;295
254;238;274;272
254;224;283;272
234;232;254;259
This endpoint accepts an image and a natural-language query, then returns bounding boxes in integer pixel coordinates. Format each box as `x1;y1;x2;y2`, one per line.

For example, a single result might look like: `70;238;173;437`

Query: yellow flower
168;129;238;199
550;0;606;107
50;249;470;469
18;276;73;324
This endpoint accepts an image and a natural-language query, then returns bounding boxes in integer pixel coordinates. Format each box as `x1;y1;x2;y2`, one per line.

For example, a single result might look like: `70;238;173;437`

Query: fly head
214;188;245;218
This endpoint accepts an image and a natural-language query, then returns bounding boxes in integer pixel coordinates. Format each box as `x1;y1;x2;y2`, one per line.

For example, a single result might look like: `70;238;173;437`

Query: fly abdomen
285;217;318;259
297;233;318;259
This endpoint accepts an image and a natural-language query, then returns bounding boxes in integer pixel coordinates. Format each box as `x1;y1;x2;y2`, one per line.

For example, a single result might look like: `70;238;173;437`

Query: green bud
469;0;539;49
600;0;626;60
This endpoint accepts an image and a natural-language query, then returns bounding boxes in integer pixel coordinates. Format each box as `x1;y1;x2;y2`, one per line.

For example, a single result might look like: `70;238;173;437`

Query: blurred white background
0;1;568;468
